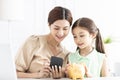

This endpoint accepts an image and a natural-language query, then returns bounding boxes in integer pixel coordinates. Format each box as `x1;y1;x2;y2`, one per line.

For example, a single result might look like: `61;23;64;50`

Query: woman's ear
48;23;51;29
48;23;50;27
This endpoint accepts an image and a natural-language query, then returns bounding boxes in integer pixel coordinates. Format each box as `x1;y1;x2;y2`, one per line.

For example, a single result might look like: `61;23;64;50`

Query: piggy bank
67;63;85;80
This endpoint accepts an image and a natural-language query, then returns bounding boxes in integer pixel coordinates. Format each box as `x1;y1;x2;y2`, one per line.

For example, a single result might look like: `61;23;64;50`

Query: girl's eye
80;35;85;37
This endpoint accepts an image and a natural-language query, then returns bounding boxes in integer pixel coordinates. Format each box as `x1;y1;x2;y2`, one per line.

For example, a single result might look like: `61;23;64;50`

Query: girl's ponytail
95;28;105;54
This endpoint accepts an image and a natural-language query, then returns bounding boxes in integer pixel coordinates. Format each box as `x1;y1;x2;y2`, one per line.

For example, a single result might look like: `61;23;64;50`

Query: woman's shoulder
26;35;47;42
28;35;46;40
23;35;47;46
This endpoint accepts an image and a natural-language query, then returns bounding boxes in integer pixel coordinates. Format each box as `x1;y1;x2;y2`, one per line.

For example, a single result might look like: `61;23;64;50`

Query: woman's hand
38;64;51;78
37;59;51;78
50;65;65;79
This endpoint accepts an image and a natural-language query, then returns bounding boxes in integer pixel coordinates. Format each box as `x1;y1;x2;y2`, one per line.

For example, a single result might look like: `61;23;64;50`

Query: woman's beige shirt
15;35;69;73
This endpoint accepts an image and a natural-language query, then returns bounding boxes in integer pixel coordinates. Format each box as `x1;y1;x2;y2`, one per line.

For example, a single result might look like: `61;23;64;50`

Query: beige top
15;35;70;73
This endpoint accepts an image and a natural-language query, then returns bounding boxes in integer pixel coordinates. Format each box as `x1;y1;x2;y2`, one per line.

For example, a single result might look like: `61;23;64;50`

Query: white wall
9;0;35;56
0;0;119;75
0;0;119;57
0;21;9;44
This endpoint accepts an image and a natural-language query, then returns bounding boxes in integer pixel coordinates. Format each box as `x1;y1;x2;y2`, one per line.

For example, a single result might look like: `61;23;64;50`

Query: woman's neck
47;34;62;56
79;46;93;56
47;34;60;47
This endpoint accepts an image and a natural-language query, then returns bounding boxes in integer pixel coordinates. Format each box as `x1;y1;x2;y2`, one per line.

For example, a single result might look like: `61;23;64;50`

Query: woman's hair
48;6;73;26
72;17;105;54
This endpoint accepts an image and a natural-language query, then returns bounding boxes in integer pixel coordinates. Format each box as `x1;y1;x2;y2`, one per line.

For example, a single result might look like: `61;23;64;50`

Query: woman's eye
63;28;68;30
73;36;77;38
54;28;59;30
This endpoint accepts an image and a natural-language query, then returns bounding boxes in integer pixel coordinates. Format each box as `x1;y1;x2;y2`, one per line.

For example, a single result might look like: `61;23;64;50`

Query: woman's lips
56;35;64;40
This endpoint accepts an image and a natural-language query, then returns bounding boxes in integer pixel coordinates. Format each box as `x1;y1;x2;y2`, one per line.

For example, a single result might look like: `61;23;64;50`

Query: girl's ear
91;33;97;39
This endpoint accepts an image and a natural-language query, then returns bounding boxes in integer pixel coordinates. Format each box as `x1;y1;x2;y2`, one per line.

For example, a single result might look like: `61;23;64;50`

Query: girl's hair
48;6;73;26
72;17;105;54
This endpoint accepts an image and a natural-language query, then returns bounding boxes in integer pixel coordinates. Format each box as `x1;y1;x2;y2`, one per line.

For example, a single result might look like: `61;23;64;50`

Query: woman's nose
58;30;64;37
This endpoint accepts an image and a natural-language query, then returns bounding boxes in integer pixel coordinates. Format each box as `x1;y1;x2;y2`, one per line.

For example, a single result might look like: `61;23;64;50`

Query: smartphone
50;56;63;71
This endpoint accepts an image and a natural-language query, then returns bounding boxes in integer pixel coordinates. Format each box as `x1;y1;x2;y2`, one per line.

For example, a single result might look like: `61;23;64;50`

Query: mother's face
49;20;70;43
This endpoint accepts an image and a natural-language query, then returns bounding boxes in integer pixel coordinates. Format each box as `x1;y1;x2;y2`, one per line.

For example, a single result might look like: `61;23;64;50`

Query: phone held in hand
50;56;63;71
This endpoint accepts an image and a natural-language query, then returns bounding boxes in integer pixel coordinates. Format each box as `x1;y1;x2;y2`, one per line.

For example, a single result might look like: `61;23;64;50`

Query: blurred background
0;0;119;76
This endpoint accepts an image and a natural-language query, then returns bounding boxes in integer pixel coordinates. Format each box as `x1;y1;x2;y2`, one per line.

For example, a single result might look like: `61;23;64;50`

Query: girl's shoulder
68;51;80;61
95;50;106;57
94;49;106;62
68;50;79;57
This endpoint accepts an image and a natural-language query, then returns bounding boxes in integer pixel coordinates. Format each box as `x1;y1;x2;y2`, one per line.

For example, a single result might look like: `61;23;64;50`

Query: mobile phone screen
50;56;63;71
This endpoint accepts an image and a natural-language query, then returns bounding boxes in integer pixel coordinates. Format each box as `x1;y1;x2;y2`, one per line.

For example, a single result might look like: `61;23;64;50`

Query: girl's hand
64;64;70;77
65;63;86;79
51;65;64;79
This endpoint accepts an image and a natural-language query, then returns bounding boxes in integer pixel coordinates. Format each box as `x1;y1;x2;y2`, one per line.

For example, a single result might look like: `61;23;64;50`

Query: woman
15;6;73;79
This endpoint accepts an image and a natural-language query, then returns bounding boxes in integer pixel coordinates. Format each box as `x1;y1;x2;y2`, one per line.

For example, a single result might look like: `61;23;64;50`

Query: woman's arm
17;62;51;78
17;71;41;78
17;66;51;79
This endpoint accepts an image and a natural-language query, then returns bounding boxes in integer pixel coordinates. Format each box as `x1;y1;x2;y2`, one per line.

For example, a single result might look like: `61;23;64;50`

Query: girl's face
72;26;95;49
50;20;70;43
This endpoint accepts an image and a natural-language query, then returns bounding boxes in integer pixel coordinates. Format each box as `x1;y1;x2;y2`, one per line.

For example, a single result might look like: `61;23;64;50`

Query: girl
67;17;109;77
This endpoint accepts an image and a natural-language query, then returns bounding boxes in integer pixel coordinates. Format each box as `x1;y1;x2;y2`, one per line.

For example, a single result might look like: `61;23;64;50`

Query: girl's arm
101;57;110;77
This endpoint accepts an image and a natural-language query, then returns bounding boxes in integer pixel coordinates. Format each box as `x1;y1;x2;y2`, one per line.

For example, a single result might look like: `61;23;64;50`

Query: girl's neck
79;46;93;56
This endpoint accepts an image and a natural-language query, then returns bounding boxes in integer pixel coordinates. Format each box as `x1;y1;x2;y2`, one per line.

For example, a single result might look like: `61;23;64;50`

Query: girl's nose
76;37;81;42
